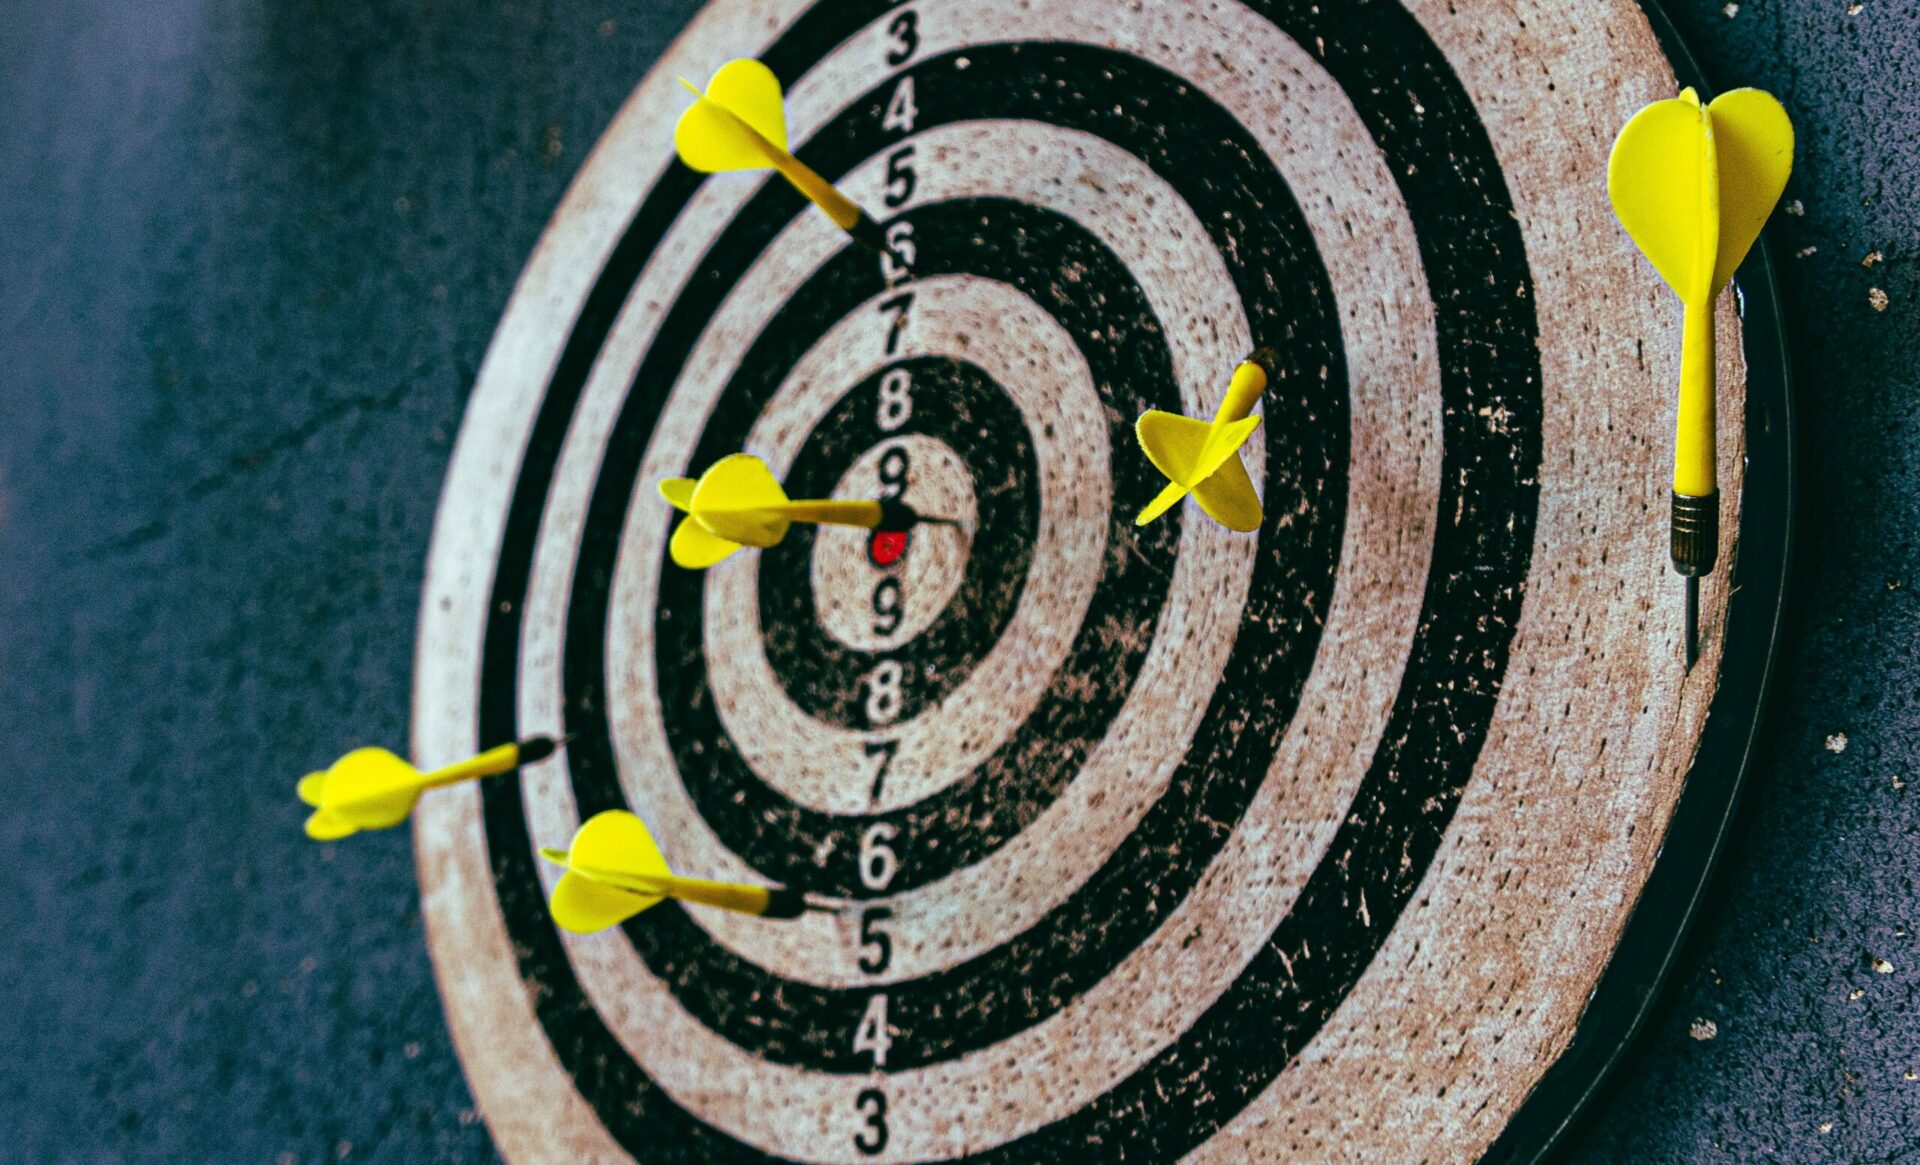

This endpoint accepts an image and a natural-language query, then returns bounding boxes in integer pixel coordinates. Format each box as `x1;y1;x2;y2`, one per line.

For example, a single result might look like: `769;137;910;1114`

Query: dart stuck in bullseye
659;452;955;570
1608;86;1792;668
296;736;569;840
540;810;830;933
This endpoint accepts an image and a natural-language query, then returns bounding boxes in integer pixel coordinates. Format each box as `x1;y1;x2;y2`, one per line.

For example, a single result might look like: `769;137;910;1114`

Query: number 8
877;368;912;431
864;658;905;725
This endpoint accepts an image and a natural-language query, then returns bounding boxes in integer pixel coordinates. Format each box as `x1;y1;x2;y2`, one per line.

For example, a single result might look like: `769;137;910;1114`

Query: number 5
858;906;894;973
884;146;916;208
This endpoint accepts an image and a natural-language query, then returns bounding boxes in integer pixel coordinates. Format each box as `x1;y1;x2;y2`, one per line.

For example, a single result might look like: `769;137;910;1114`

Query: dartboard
410;0;1791;1161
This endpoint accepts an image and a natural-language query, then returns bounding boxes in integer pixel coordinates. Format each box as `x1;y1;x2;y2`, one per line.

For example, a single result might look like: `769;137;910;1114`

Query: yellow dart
539;810;821;932
675;58;890;254
1609;86;1792;666
296;736;566;840
1134;348;1277;532
658;453;952;570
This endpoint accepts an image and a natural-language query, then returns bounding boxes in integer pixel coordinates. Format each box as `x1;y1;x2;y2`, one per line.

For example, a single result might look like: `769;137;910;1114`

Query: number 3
885;10;918;66
854;1089;889;1155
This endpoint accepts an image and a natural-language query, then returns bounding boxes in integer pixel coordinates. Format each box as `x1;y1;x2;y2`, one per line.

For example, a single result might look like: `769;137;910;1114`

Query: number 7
878;291;913;355
864;739;898;800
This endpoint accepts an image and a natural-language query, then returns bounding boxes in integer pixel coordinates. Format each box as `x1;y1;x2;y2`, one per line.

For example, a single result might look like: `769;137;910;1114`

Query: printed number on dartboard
852;820;900;1154
855;9;920;1154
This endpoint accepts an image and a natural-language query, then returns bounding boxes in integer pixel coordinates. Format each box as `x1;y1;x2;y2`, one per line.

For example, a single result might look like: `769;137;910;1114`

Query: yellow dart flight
1609;86;1792;666
296;736;565;840
539;810;817;933
675;58;890;253
659;453;949;570
1134;348;1277;532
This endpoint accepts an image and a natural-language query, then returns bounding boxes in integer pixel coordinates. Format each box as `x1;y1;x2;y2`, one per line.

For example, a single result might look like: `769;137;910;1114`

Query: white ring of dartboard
412;0;1791;1161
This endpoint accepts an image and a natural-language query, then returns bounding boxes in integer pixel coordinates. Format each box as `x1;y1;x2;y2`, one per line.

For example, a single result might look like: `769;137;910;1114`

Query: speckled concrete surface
0;2;1912;1163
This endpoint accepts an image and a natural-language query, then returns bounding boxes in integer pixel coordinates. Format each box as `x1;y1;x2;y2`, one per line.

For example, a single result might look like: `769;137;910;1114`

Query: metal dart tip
1683;577;1699;671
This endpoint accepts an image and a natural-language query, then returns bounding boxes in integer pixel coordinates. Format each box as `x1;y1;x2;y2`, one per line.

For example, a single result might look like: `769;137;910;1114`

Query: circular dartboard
411;0;1791;1161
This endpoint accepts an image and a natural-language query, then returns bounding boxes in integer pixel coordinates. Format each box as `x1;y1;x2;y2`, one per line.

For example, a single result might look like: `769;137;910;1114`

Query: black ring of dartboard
752;360;1042;729
622;191;1330;1069
1478;3;1796;1159
477;6;1571;1163
653;201;1194;901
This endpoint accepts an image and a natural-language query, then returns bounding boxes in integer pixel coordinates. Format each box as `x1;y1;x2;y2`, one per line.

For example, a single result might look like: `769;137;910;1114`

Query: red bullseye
868;529;909;568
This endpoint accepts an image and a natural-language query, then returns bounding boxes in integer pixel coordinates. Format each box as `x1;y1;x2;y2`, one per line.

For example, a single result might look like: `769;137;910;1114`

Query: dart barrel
516;735;561;764
844;211;889;255
759;887;811;919
874;498;941;532
1670;489;1719;576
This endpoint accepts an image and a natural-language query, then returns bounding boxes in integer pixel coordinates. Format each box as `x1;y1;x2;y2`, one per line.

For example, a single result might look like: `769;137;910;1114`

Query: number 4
853;993;893;1066
883;75;917;134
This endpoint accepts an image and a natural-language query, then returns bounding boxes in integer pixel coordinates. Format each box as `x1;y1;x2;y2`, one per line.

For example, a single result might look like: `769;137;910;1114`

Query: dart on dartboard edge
659;452;955;570
675;58;891;254
1608;85;1792;668
1134;347;1278;532
296;735;569;840
540;810;827;933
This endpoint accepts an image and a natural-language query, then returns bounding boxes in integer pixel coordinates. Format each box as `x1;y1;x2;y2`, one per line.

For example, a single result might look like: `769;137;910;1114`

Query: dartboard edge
409;1;1793;1161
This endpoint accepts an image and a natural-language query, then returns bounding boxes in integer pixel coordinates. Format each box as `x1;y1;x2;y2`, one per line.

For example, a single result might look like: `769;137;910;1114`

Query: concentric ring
791;415;986;660
410;0;1787;1161
701;275;1113;825
484;13;1501;1160
757;359;1035;728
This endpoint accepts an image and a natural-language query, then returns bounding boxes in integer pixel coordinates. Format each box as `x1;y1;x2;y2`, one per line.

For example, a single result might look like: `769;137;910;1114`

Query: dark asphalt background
1;2;1914;1162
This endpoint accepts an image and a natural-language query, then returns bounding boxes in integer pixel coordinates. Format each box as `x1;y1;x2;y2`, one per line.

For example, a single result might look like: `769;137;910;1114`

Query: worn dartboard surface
411;0;1791;1161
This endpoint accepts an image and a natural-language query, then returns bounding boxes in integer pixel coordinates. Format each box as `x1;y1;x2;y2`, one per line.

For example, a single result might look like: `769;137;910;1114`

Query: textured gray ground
0;2;1913;1162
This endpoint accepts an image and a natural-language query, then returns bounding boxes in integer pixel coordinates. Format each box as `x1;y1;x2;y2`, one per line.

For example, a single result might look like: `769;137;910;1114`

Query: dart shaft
657;875;778;916
725;114;863;232
784;499;885;529
575;862;781;917
1674;298;1716;498
1212;354;1271;425
419;741;523;789
730;115;889;253
418;736;561;790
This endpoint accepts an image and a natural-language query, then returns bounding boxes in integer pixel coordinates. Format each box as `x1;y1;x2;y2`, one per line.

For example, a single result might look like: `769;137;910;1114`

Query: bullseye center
810;435;975;652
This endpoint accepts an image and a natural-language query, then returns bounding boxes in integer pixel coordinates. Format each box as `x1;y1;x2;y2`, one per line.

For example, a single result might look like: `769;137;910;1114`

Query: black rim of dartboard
460;1;1792;1161
1480;2;1795;1158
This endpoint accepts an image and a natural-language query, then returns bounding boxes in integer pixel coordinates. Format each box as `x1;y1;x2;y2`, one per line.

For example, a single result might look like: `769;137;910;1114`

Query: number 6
859;822;899;891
